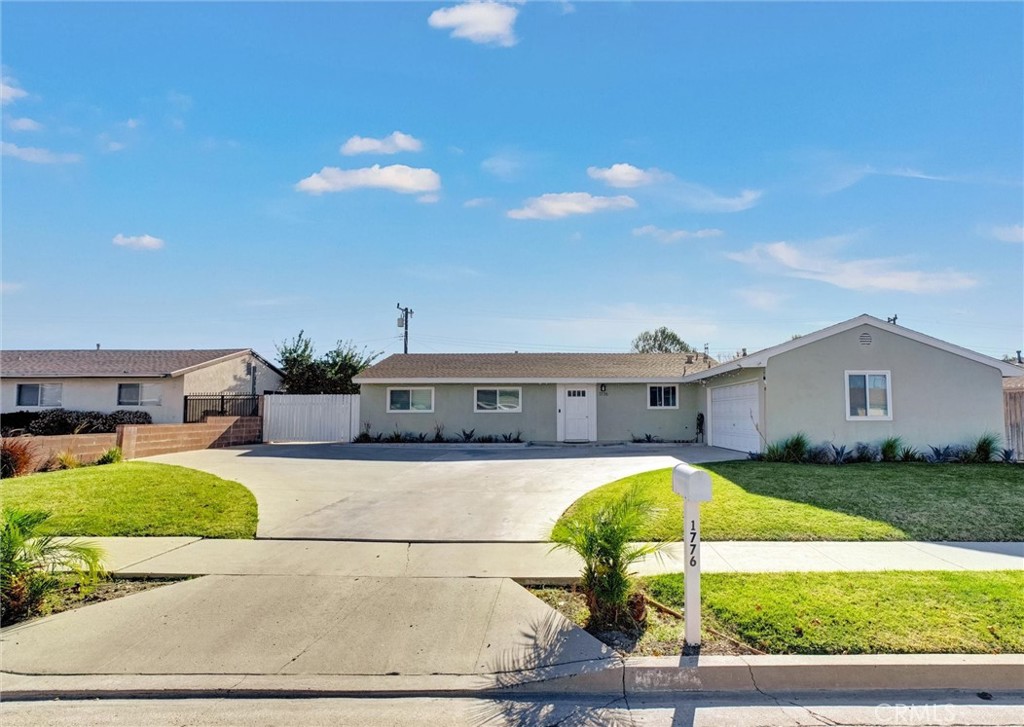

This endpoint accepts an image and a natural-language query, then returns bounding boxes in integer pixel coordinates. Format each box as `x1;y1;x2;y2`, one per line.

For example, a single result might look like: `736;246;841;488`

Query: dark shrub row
1;409;153;437
752;433;1015;464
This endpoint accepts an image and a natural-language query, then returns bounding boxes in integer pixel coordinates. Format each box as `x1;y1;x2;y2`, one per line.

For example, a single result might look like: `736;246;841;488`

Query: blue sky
2;1;1022;363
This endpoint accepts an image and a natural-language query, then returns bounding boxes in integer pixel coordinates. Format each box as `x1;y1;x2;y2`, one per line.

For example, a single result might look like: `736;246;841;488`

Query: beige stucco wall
0;377;186;424
765;323;1006;450
596;383;701;441
360;384;558;441
182;354;283;395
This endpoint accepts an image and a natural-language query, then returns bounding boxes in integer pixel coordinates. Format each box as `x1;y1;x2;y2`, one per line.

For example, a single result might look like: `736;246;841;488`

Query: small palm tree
1;508;105;625
552;485;665;630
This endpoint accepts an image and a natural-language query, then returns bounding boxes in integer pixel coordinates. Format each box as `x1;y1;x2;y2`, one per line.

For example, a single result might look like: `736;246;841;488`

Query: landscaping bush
971;433;1000;463
880;436;903;462
1;508;104;625
55;450;83;470
25;408;152;436
805;443;833;465
1;438;38;478
762;434;809;463
0;411;42;437
853;442;880;463
95;447;123;465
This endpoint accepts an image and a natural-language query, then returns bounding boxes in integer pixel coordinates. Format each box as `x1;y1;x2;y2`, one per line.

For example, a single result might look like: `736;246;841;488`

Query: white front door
559;385;595;442
710;382;761;453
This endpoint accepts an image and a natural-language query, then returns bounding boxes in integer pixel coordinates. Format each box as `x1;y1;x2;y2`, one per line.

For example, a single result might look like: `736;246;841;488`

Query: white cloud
166;90;192;111
123;118;141;129
727;241;977;294
632;225;723;243
428;2;519;47
463;197;493;208
672;182;762;213
991;224;1024;244
507;192;637;220
417;193;441;204
735;288;788;311
7;117;41;132
1;76;27;105
340;131;423;156
1;281;24;295
102;139;127;153
587;163;668;188
1;141;82;164
295;164;441;195
113;233;165;251
481;152;525;180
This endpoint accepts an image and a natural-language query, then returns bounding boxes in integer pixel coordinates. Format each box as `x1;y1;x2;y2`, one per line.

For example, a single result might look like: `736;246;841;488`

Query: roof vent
685;355;693;364
859;332;872;346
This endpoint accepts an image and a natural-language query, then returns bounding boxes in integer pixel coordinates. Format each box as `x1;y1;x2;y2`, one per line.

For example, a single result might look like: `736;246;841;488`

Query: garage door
710;382;761;453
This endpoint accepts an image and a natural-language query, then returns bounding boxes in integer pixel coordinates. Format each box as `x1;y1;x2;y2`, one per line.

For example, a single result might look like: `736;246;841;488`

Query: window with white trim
118;383;163;406
648;384;678;409
387;387;434;413
845;371;892;420
16;383;63;408
475;387;522;413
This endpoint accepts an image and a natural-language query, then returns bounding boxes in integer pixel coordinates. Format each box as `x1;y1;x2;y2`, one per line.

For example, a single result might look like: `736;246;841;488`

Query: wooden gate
1006;390;1023;457
263;394;360;443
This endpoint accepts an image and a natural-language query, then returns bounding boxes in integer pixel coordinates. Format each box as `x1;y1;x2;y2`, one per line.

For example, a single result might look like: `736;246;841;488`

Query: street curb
4;655;1021;700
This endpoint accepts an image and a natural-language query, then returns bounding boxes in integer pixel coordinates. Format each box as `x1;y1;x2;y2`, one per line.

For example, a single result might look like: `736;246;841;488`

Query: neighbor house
353;315;1021;452
0;349;284;424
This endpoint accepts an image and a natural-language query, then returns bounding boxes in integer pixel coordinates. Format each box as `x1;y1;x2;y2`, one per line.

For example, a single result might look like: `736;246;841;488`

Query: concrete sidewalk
90;537;1024;580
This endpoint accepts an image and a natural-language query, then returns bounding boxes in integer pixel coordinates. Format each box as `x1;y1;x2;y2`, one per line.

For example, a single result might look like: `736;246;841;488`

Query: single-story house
353;315;1021;452
0;349;284;424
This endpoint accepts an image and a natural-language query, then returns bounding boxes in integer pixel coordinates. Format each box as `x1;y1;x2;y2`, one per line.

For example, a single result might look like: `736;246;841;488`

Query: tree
276;331;381;394
630;327;695;354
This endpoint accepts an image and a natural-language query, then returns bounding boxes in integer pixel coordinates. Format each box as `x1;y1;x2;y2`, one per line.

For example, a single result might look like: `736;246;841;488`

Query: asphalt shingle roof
0;349;250;378
355;352;718;381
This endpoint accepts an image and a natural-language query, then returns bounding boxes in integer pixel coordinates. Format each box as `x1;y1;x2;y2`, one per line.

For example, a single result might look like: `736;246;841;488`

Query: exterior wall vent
859;332;873;346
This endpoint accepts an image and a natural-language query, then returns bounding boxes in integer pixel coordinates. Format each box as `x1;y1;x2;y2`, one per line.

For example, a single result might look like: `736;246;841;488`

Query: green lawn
552;462;1024;542
644;571;1024;655
1;462;257;538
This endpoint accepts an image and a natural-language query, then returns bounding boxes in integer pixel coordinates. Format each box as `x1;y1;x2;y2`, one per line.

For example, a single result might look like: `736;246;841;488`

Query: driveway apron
146;444;741;541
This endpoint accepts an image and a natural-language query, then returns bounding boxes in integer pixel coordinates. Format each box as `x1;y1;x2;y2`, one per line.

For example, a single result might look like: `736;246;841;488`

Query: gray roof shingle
0;349;251;378
354;352;717;382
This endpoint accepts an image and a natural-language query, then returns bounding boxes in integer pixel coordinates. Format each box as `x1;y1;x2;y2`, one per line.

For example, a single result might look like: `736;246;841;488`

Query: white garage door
710;382;761;453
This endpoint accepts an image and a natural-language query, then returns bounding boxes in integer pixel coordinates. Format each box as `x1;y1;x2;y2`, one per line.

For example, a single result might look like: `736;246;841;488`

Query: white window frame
15;383;63;408
845;370;893;421
647;384;679;410
117;383;163;407
474;387;523;413
386;386;435;413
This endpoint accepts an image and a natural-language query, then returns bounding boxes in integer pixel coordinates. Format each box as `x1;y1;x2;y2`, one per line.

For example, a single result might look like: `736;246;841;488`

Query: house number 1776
689;520;698;567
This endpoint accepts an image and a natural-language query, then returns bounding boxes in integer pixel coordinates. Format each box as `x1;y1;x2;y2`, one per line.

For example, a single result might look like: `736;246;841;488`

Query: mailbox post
672;463;713;646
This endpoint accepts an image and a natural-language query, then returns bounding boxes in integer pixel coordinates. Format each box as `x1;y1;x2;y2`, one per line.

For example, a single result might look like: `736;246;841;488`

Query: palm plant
1;508;105;625
551;485;665;630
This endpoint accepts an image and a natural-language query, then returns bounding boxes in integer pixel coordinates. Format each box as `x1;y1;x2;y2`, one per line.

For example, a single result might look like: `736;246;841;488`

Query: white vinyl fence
263;394;360;443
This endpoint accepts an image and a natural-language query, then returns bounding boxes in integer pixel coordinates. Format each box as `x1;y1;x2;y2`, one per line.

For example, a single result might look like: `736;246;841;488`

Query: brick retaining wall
0;433;118;468
1;416;262;470
116;416;262;459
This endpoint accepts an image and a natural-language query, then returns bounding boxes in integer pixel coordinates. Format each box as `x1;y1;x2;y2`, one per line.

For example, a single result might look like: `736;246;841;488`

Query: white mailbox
672;463;713;647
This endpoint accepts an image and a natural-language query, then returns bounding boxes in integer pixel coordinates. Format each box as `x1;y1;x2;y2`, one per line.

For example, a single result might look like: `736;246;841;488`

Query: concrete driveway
146;443;742;542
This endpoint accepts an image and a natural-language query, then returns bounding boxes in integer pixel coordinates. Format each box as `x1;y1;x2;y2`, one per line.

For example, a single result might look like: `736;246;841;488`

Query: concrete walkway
91;537;1024;580
144;443;742;541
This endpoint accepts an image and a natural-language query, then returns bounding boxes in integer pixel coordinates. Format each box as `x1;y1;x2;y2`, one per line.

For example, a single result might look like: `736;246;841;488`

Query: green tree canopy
630;327;695;354
276;331;381;394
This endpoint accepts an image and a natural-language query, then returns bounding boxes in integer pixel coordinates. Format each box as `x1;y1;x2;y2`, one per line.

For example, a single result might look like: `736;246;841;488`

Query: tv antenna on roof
887;314;898;325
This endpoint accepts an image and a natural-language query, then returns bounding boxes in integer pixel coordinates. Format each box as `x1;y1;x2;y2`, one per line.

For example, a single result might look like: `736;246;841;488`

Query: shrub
853;442;879;463
805;443;833;465
0;411;42;437
999;449;1017;464
899;445;921;462
475;434;497;443
761;442;785;462
830;443;852;465
501;431;523;443
780;433;810;463
384;430;404;443
55;450;82;470
927;445;954;463
1;508;105;626
25;408;151;436
972;433;1000;463
432;422;446;443
551;484;665;630
880;436;903;462
95;447;123;465
1;438;38;478
459;428;476;443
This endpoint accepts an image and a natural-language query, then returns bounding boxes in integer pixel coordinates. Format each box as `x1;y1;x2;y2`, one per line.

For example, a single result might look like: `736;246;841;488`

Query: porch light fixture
599;384;607;392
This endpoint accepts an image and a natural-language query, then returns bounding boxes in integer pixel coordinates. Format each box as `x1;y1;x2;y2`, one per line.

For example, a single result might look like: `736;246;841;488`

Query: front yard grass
552;462;1023;542
0;462;257;538
535;571;1024;655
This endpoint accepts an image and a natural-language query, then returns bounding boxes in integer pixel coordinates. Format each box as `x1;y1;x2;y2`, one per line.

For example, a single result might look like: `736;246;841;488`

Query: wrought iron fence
184;394;261;423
